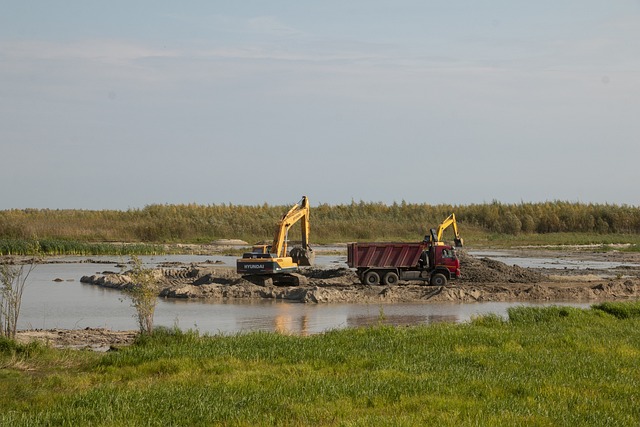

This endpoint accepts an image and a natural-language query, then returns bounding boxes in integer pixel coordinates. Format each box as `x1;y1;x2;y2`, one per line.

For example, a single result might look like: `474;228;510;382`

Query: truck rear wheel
430;273;447;287
382;271;399;286
363;271;381;285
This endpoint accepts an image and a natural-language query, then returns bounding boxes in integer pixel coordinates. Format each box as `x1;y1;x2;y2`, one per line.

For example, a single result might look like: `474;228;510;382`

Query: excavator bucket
454;238;464;248
290;247;315;266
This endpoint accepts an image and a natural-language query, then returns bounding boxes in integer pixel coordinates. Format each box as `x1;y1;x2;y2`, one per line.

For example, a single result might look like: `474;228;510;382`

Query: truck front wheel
363;271;381;285
430;273;447;287
383;271;399;286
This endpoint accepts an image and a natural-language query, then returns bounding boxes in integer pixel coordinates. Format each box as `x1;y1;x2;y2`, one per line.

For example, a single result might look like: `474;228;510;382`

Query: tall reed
0;201;639;248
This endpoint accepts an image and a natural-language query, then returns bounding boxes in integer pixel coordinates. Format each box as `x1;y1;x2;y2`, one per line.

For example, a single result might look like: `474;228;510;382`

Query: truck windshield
441;249;456;259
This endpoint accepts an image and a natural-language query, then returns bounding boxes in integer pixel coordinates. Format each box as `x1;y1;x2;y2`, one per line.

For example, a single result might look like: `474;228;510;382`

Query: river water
15;252;613;335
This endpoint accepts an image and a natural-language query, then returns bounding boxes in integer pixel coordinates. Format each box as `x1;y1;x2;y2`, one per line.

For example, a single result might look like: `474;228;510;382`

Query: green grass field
2;303;640;426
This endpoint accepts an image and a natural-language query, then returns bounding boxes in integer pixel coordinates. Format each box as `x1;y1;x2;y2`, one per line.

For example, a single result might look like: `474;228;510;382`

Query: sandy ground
12;247;640;349
15;328;137;352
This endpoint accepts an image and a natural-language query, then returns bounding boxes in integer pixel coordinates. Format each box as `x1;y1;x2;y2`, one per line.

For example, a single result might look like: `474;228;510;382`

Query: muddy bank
79;251;640;304
15;328;137;351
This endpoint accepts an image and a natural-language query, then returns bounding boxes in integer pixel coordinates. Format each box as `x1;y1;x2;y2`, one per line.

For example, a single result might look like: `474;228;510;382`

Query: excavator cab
250;244;271;254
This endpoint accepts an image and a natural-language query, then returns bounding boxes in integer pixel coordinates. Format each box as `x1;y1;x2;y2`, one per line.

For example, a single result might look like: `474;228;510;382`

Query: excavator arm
271;196;311;258
430;213;464;247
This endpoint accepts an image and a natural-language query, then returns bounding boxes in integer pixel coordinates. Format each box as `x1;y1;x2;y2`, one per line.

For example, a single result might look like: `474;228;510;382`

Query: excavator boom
270;196;312;260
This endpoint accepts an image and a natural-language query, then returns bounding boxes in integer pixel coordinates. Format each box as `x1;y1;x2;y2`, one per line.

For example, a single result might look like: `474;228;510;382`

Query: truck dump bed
347;242;427;268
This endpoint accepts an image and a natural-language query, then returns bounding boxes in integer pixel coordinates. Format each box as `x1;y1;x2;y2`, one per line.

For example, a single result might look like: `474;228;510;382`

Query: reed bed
0;239;166;256
1;201;639;255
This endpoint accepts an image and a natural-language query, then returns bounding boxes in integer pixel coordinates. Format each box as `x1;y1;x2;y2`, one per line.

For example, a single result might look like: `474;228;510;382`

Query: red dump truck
347;213;463;286
346;241;461;286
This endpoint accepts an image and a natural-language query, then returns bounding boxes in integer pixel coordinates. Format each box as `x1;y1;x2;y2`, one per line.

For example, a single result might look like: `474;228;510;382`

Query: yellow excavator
236;196;315;286
426;213;464;247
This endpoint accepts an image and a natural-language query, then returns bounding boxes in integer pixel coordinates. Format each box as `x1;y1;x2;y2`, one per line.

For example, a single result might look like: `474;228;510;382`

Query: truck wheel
363;271;381;285
383;271;399;286
430;273;447;287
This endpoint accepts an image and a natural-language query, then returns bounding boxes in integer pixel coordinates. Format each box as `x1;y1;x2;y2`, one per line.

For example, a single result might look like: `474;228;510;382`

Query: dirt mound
81;264;247;296
458;251;546;283
211;239;249;246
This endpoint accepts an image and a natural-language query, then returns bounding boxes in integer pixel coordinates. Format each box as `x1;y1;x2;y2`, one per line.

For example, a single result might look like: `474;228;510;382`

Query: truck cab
429;244;461;280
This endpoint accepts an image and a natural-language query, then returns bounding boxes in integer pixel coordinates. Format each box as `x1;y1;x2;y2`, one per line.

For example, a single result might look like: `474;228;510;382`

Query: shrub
0;261;37;339
124;256;159;335
470;313;506;327
507;305;583;324
592;301;640;319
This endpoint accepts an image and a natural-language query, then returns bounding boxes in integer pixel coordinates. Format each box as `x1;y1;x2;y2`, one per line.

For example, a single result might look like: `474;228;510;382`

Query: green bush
592;301;640;319
0;336;17;354
469;313;506;327
507;305;585;324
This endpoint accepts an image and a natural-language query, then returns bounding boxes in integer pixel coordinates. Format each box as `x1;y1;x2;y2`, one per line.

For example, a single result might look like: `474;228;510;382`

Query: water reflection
468;251;640;270
272;304;310;336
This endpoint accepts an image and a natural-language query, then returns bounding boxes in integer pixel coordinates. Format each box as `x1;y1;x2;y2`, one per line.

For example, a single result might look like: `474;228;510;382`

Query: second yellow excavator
425;213;464;247
236;196;315;286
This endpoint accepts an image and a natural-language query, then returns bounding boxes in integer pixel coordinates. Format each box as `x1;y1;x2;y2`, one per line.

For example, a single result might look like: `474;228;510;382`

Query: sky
1;1;640;209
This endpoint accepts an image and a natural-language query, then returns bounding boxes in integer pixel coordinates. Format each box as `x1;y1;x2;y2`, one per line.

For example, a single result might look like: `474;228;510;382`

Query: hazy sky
2;1;639;209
